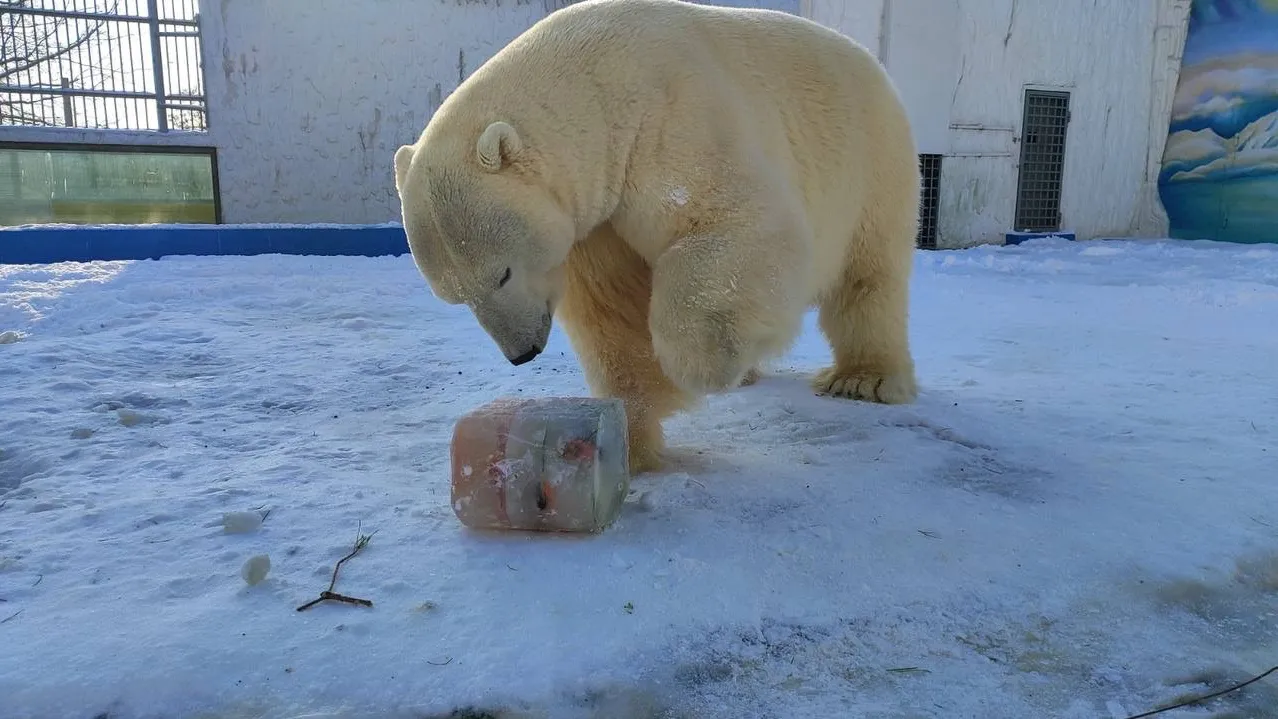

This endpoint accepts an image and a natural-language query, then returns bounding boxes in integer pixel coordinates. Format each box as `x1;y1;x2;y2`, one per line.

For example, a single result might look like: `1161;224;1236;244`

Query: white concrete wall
189;0;798;224
197;0;797;224
801;0;882;57
935;0;1189;246
808;0;1191;247
192;0;796;225
0;0;552;224
0;0;1187;243
200;0;551;225
802;0;958;155
881;0;962;156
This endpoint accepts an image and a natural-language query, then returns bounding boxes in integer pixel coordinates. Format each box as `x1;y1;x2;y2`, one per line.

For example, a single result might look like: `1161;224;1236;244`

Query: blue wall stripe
0;224;412;265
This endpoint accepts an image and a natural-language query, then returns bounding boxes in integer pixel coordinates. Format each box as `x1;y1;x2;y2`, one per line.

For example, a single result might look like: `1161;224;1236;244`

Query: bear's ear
393;144;416;191
476;121;523;172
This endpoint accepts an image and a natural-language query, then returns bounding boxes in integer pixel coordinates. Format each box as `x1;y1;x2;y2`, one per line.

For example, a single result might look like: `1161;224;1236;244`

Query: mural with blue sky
1159;0;1278;244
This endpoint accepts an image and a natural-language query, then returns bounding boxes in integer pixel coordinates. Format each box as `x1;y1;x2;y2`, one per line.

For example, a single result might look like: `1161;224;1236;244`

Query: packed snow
1;236;1276;719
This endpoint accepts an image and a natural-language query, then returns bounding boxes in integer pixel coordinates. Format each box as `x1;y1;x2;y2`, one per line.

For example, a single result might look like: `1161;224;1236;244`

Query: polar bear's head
394;121;575;366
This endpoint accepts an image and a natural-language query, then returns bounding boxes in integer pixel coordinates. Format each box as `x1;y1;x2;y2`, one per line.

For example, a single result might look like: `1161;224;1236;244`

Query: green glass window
0;143;219;226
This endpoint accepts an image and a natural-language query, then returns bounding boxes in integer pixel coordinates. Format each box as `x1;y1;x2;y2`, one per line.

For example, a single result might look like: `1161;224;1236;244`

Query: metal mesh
916;153;942;249
0;0;206;132
1014;89;1070;232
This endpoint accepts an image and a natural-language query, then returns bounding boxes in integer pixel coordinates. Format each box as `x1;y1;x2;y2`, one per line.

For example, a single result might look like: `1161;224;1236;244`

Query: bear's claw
812;366;917;404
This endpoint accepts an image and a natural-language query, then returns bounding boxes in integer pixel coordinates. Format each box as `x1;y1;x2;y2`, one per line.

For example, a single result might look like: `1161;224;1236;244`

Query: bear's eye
498;267;512;288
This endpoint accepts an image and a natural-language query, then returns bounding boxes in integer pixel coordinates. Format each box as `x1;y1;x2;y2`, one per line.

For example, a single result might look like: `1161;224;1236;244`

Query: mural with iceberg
1159;0;1278;244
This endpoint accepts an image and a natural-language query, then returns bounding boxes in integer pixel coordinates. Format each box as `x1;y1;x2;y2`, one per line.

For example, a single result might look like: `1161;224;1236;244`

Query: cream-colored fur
393;0;921;473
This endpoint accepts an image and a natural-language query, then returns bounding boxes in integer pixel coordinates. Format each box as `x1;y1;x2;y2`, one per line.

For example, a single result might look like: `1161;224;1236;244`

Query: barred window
1;0;208;132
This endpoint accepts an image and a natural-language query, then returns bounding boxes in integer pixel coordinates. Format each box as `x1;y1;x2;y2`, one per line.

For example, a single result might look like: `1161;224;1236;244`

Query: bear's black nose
509;347;541;366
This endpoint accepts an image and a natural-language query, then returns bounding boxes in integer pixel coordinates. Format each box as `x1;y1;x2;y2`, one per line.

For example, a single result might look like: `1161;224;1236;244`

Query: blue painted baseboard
1005;230;1077;245
0;223;411;265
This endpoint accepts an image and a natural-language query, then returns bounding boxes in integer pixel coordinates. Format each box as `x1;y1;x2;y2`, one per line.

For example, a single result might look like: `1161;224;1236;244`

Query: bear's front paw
812;366;917;404
650;320;751;396
656;348;751;396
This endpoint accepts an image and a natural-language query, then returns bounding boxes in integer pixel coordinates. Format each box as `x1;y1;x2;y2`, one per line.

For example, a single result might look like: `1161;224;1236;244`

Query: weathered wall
804;0;959;155
881;0;961;156
200;0;796;224
0;0;1190;244
808;0;1190;247
929;0;1190;246
802;0;882;57
200;0;548;224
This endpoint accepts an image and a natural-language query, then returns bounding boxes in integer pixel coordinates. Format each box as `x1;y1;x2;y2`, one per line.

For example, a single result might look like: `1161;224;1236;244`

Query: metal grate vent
917;153;942;249
1014;89;1070;232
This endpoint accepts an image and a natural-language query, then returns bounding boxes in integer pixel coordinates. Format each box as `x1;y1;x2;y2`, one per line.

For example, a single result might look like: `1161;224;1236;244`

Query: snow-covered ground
1;237;1276;719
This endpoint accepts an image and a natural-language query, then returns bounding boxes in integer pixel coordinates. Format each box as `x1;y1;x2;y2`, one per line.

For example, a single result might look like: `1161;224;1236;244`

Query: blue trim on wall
1005;230;1076;245
0;224;411;265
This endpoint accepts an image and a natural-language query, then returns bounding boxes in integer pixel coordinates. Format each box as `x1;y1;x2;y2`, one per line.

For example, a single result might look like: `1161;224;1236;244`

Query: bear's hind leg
554;224;692;474
812;213;919;404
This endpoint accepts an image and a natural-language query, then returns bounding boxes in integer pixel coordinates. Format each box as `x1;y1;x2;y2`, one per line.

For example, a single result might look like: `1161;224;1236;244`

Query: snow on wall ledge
0;223;410;265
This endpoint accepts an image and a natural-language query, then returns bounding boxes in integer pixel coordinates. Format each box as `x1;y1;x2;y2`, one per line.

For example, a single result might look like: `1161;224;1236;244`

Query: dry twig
1123;664;1278;719
296;522;376;612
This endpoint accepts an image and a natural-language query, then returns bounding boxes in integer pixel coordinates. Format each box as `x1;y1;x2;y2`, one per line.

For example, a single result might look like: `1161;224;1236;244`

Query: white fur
394;0;922;472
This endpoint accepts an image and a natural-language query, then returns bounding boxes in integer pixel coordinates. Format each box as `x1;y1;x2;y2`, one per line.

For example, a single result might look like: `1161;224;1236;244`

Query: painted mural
1159;0;1278;244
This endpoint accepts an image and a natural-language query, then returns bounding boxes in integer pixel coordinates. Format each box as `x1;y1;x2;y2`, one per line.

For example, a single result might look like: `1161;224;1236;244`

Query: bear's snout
509;347;542;366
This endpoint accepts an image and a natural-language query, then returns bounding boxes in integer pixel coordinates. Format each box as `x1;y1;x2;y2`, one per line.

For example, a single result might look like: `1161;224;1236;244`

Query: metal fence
0;0;206;132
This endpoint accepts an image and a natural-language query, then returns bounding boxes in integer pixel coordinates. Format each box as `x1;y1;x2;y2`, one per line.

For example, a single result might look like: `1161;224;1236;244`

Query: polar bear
393;0;921;473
